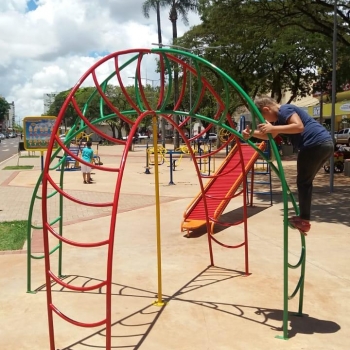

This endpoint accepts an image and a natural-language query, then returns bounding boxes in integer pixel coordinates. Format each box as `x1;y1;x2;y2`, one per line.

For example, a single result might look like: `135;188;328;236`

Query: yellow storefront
308;92;350;130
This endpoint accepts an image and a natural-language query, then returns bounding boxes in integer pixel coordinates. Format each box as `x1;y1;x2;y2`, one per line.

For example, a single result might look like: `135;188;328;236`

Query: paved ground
0;143;349;350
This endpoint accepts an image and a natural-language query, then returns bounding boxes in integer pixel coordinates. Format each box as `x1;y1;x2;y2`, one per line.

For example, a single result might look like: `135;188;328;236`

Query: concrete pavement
0;143;349;349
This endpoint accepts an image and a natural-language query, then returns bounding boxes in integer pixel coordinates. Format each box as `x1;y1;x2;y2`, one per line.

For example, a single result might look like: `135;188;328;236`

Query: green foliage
0;220;28;251
181;0;349;108
242;0;350;48
0;97;10;121
3;166;34;170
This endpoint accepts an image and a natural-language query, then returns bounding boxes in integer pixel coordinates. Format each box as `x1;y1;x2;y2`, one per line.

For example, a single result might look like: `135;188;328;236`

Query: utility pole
330;0;338;193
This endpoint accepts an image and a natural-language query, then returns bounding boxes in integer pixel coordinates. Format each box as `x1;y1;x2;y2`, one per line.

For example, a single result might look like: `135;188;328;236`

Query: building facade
8;101;15;129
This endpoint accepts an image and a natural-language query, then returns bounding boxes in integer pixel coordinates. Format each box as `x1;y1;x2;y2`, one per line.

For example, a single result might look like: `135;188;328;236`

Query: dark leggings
297;141;334;220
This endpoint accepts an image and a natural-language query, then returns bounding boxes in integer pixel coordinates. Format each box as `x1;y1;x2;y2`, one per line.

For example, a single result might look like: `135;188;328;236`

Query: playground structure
26;47;305;349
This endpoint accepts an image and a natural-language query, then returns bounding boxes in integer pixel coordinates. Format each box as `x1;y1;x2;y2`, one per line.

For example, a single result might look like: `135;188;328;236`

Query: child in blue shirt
81;141;94;184
243;96;333;234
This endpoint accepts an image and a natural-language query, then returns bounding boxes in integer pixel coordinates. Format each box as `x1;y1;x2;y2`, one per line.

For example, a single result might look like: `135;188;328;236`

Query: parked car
197;133;218;142
0;133;5;140
335;128;350;146
208;133;218;141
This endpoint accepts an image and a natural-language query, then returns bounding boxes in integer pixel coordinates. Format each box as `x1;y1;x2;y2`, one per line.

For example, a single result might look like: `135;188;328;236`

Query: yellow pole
152;115;165;306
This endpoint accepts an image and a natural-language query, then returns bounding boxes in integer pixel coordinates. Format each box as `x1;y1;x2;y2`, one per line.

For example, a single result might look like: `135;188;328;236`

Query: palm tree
142;0;164;49
167;1;198;44
142;0;166;146
166;0;198;148
142;0;198;148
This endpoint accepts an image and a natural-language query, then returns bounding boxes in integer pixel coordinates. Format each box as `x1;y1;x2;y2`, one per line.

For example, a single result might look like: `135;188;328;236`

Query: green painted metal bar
159;53;173;111
288;244;306;269
216;72;230;125
35;190;58;200
297;234;306;315
31;244;60;260
190;58;203;115
31;216;61;230
288;275;304;300
26;170;44;293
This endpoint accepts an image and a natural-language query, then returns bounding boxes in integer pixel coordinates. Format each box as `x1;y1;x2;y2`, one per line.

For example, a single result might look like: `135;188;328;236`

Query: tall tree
142;0;164;47
184;0;342;107
0;97;10;122
166;0;199;148
142;0;167;145
235;0;350;47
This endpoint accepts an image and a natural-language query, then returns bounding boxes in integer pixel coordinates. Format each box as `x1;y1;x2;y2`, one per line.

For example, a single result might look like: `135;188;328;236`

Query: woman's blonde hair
254;95;277;111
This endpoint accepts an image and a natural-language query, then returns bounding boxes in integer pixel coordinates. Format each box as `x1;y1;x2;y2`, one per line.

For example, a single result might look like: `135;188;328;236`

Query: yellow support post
152;115;166;307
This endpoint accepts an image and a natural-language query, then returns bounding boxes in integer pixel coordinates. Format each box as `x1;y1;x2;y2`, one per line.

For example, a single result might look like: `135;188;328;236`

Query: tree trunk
156;1;166;147
171;9;180;149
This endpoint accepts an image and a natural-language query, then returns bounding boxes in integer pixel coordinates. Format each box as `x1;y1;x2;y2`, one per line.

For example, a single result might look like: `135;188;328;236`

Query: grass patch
3;165;34;170
18;155;40;158
0;220;28;251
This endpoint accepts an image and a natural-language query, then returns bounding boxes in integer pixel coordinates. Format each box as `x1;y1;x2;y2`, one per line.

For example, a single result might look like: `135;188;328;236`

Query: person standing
81;141;94;184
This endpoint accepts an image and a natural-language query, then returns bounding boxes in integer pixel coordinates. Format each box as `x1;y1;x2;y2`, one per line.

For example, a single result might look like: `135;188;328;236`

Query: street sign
23;116;58;151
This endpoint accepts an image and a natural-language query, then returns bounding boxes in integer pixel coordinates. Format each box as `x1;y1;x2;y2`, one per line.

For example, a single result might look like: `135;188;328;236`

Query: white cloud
0;0;201;121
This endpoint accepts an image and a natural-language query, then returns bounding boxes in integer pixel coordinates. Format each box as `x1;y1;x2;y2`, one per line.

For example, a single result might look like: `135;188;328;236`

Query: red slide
181;143;265;236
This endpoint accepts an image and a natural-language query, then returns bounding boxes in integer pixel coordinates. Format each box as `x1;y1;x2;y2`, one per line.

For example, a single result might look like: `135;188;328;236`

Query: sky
0;0;201;121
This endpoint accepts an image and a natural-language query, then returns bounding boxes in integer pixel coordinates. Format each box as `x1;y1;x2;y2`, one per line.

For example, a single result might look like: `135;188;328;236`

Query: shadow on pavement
35;266;340;349
185;205;271;238
253;164;350;226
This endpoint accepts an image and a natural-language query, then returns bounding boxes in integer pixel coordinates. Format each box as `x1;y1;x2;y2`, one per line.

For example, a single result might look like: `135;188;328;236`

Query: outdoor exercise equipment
27;47;305;349
147;144;167;166
219;127;232;142
195;141;214;175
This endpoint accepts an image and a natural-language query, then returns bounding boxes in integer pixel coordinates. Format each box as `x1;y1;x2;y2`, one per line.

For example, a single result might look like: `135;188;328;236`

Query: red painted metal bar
50;304;106;328
194;137;235;161
115;56;142;114
54;136;121;172
40;49;166;350
161;114;215;265
166;53;226;111
158;53;237;144
48;271;107;292
208;217;245;227
136;54;153;111
70;98;127;146
209;236;246;249
205;189;245;201
46;175;113;207
92;70;134;125
45;224;109;248
70;98;126;145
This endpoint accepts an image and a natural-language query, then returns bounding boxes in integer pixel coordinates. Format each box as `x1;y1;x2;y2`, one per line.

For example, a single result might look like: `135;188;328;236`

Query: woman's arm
242;123;279;140
258;113;304;135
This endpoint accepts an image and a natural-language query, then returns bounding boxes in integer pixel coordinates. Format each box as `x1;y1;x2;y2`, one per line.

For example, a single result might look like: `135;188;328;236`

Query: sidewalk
0;144;349;349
